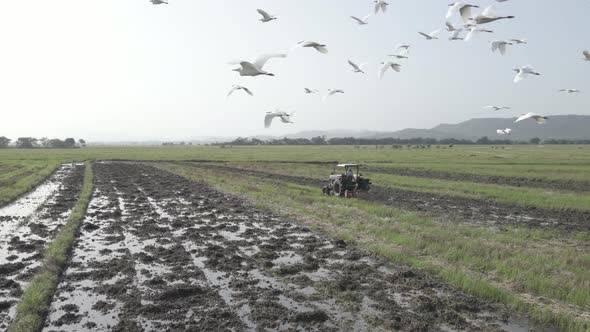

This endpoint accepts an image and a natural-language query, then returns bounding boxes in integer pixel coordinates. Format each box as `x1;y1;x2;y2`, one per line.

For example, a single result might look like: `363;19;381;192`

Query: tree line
0;137;86;149
218;136;590;146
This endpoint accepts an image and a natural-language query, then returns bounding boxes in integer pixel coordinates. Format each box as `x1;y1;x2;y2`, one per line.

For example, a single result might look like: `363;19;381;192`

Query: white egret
496;128;512;135
515;113;548;124
558;89;581;93
379;62;401;79
293;41;328;54
470;6;514;24
374;0;389;14
257;9;277;23
484;105;510;111
348;60;366;73
491;40;512;55
418;30;440;40
513;66;540;83
351;15;371;25
323;89;344;102
230;54;287;77
227;85;253;98
264;111;294;128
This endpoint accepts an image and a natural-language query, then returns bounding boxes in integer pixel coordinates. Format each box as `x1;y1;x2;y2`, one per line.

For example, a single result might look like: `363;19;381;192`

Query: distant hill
286;115;590;141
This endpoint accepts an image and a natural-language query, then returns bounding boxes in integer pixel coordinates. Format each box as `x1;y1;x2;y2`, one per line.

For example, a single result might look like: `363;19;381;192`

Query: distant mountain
286;115;590;141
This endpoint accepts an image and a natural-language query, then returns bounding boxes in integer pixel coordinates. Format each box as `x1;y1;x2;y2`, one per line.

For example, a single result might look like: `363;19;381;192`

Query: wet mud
0;164;85;329
44;162;543;331
188;163;590;232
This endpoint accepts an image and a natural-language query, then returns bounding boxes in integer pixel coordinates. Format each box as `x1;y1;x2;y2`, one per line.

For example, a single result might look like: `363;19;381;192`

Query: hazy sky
0;0;588;141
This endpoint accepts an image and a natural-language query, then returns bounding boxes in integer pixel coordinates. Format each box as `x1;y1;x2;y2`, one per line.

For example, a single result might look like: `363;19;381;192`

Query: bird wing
496;129;504;135
429;29;440;37
481;5;496;17
515;113;534;122
240;61;260;74
445;22;455;31
264;113;276;128
505;128;512;134
254;54;287;69
351;16;365;24
348;60;361;71
451;29;463;39
513;70;526;83
418;32;430;39
242;87;254;96
459;5;474;22
446;3;461;19
226;86;239;98
583;50;590;60
314;45;329;54
257;9;271;20
491;41;500;52
304;88;311;93
379;63;390;79
391;63;401;72
279;114;293;123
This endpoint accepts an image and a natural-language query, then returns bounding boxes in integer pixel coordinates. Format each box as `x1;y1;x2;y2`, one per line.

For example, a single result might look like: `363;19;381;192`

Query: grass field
1;145;589;331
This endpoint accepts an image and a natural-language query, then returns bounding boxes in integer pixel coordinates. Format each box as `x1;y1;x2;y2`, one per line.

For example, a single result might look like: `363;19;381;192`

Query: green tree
64;138;76;148
530;137;541;145
16;137;37;149
0;136;10;148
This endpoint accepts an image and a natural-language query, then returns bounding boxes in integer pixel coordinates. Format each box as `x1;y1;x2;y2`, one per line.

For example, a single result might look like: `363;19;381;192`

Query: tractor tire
333;182;341;197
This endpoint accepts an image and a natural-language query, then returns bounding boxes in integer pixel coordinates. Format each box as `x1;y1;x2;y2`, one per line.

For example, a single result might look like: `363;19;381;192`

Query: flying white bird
484;105;510;111
379;62;401;79
470;6;514;24
226;85;253;98
509;38;527;45
513;66;540;83
351;15;371;25
348;60;366;73
150;0;168;4
257;9;277;22
230;54;287;77
418;30;440;40
293;41;328;54
446;3;479;22
465;27;493;42
582;51;590;62
264;111;293;128
515;113;548;124
449;29;464;41
491;40;512;55
393;44;410;57
304;88;319;94
374;0;389;14
558;89;581;93
323;89;344;102
496;128;512;135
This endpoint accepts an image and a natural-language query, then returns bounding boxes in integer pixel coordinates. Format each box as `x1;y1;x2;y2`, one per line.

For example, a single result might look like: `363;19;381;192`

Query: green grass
158;162;590;331
206;161;590;212
0;161;62;207
8;162;94;332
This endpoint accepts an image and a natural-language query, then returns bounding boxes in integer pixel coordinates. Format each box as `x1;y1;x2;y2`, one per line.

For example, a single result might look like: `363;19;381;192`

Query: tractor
322;164;371;198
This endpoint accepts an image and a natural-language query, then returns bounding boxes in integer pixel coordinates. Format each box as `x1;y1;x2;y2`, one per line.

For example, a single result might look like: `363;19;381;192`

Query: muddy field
189;163;590;232
40;162;540;331
0;164;84;329
367;167;590;193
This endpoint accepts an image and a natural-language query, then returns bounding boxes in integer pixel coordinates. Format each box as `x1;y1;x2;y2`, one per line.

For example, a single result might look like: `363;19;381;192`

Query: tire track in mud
186;163;590;232
0;164;84;330
367;167;590;193
44;162;541;331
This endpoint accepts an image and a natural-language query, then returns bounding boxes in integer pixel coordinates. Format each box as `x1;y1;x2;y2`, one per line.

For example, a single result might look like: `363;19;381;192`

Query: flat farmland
0;145;588;331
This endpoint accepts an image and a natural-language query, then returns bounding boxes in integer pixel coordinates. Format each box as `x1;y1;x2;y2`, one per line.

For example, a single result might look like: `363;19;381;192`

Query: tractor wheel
333;182;341;197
